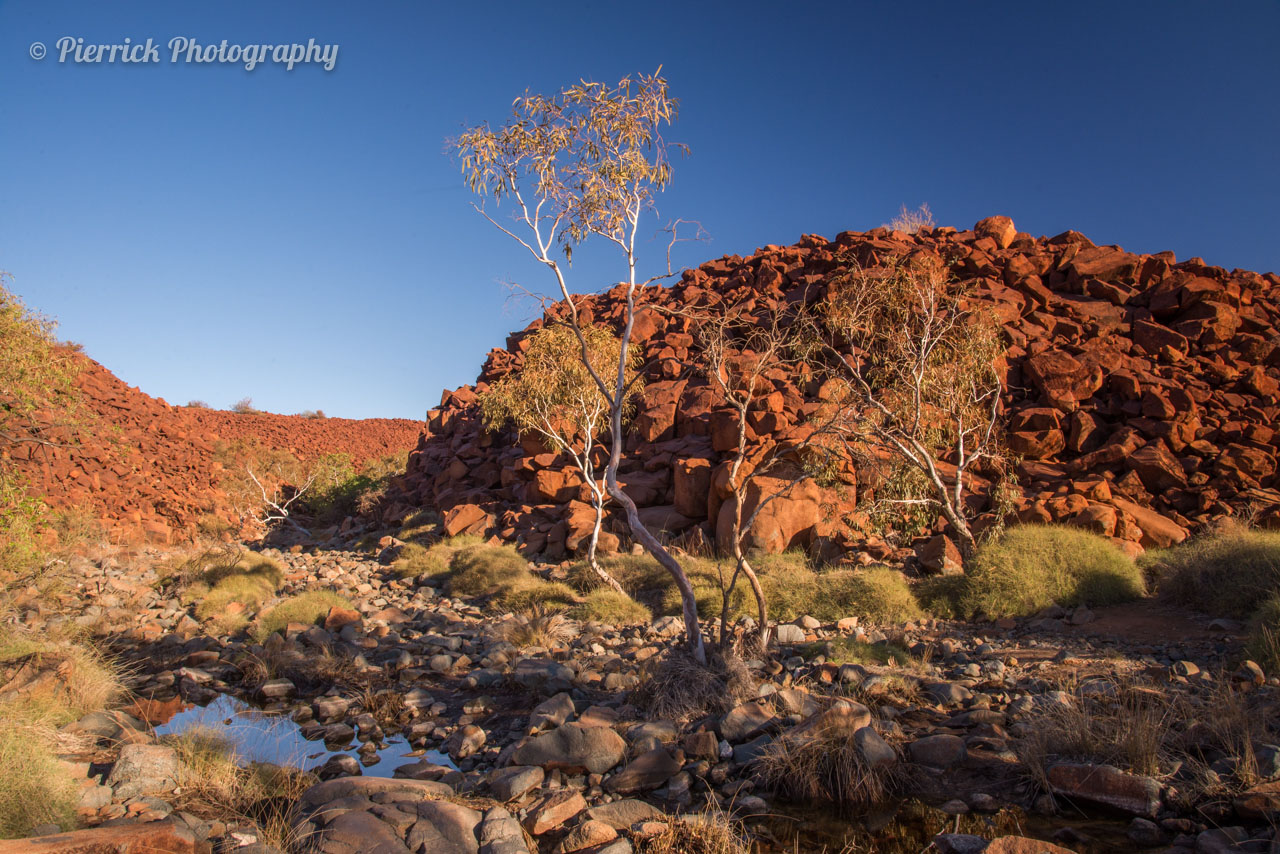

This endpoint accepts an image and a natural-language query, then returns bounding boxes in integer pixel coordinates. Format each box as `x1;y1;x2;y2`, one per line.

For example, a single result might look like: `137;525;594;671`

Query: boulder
510;724;626;774
1045;762;1161;817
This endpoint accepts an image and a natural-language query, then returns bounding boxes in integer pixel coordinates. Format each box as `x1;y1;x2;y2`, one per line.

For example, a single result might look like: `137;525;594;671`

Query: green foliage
303;451;407;522
1;275;82;592
815;636;912;666
1151;527;1280;620
571;589;653;624
502;581;578;613
567;553;669;594
961;525;1144;618
914;574;967;620
481;323;641;449
455;71;683;248
253;590;353;641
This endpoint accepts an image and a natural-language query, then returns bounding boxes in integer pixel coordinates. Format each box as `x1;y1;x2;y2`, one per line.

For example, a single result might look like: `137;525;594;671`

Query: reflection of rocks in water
122;694;190;725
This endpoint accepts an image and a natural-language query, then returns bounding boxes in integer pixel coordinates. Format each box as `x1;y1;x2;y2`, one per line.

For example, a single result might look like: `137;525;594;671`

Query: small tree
696;301;831;649
480;323;640;596
822;256;1006;560
456;71;708;661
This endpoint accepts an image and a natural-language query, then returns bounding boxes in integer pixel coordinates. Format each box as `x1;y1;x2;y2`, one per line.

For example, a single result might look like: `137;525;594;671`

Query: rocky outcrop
391;219;1280;558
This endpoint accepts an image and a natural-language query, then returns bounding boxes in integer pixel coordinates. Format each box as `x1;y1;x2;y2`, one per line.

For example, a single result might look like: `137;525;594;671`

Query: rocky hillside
390;217;1280;561
8;353;424;544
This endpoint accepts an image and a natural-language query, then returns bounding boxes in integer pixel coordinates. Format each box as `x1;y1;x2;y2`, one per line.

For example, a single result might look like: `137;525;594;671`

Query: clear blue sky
2;1;1277;419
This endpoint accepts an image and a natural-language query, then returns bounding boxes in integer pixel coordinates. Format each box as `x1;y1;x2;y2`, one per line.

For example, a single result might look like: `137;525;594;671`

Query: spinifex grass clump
187;553;286;635
252;590;354;641
960;524;1144;618
659;556;922;625
1152;526;1280;619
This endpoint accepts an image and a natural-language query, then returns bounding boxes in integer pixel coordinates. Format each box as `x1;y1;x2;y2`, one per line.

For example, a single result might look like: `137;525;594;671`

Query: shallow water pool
154;693;457;777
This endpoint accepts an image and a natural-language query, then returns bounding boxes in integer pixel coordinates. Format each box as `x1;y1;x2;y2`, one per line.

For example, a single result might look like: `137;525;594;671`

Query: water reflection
154;693;457;777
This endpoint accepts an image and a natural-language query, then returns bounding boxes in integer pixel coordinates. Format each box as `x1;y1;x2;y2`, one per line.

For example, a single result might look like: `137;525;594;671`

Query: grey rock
106;744;179;799
510;723;625;774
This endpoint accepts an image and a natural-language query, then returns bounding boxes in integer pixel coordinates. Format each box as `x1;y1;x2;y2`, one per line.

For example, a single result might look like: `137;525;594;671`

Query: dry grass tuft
0;717;80;837
636;802;751;854
390;534;482;579
885;203;935;235
500;605;578;650
1248;594;1280;672
755;717;900;807
164;726;317;851
634;647;756;723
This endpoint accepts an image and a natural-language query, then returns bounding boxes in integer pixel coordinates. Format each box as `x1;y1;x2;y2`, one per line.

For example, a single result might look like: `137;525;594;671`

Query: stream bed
155;693;1142;853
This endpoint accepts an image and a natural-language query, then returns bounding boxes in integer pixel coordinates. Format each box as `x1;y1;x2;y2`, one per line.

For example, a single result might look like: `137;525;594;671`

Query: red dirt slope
8;354;424;544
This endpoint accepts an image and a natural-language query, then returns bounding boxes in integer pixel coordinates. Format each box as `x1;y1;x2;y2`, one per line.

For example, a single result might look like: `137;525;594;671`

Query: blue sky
1;1;1277;420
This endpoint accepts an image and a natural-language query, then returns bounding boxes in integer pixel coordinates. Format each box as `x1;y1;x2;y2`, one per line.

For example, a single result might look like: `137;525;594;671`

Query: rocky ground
4;534;1279;854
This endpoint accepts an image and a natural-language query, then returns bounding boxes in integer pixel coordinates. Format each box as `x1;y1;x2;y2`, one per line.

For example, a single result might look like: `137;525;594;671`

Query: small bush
885;203;935;235
191;553;285;634
253;591;353;641
572;589;653;624
1152;527;1280;619
636;807;750;854
501;606;578;650
186;400;211;409
961;525;1144;618
634;648;756;723
231;397;260;414
914;574;966;620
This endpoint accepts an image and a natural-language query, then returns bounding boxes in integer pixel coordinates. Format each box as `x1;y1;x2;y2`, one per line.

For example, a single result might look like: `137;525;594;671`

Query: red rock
442;502;491;537
1126;441;1187;492
918;534;963;575
524;789;587;835
984;838;1075;854
1112;497;1188;548
0;819;197;853
715;476;823;554
1024;349;1104;411
1046;762;1160;817
323;605;362;631
673;457;713;518
974;216;1017;249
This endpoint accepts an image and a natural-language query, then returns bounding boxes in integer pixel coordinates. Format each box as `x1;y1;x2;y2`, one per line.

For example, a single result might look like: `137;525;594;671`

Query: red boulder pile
8;354;424;544
390;217;1280;560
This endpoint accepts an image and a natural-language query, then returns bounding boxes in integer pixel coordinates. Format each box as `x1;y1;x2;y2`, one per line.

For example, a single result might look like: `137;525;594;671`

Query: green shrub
1151;528;1280;619
572;589;653;625
961;525;1144;618
191;553;285;634
253;591;353;641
